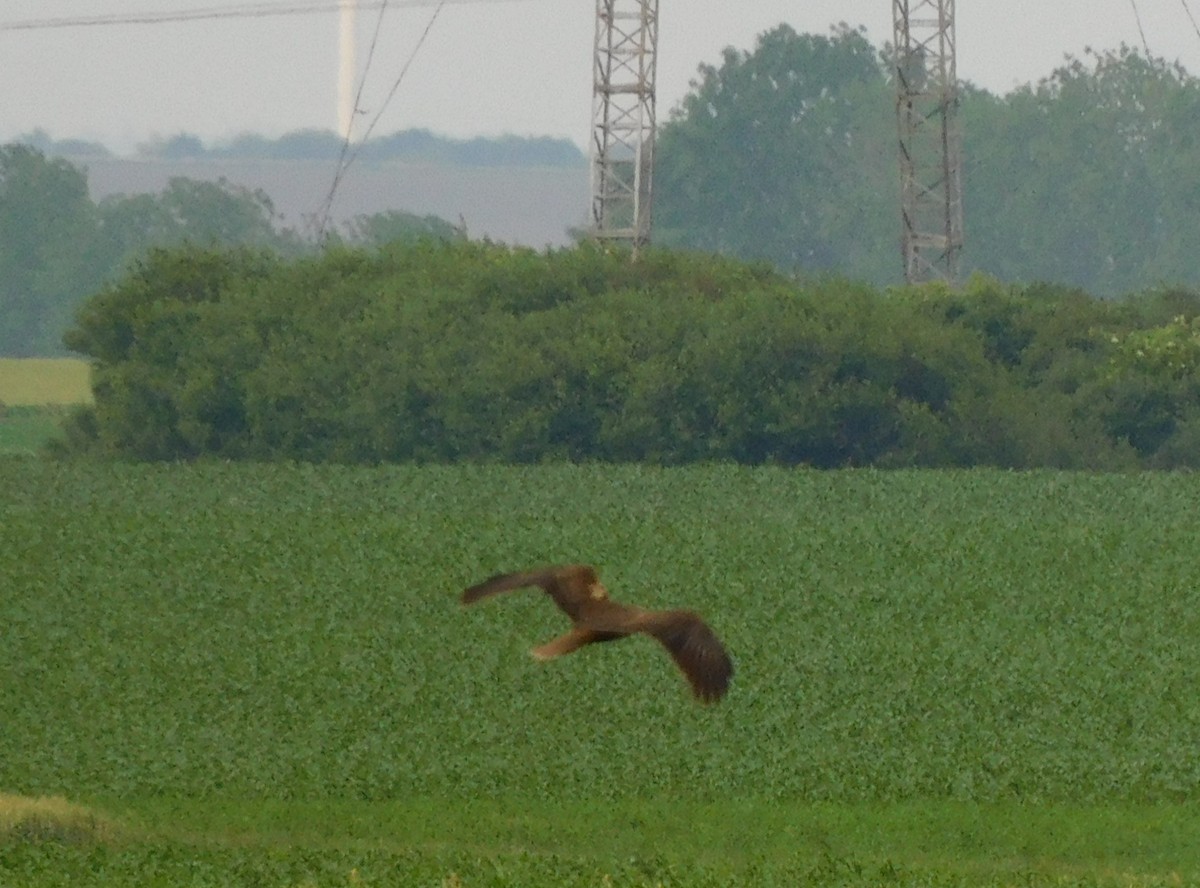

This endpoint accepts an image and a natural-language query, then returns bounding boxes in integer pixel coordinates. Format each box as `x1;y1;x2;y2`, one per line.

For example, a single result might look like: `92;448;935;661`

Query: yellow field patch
0;358;92;406
0;793;116;844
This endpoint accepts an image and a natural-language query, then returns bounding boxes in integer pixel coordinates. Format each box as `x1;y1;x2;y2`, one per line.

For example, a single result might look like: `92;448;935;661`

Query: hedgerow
58;241;1200;467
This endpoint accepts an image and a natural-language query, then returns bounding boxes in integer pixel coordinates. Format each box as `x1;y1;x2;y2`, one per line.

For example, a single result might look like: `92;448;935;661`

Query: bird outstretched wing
637;609;734;703
461;567;561;604
461;564;599;616
461;565;734;703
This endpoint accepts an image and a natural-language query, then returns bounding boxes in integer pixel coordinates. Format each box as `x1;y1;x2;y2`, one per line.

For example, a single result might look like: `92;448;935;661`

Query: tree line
0;143;458;356
655;25;1200;296
12;23;1200;359
20;126;585;167
58;241;1200;469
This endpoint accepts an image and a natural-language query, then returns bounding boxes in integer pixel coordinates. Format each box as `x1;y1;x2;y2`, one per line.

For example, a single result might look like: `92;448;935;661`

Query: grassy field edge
54;797;1194;884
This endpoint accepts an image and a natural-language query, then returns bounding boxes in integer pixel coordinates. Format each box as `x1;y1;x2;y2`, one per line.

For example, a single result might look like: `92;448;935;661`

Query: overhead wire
1128;0;1153;58
1181;0;1200;43
4;0;466;242
346;0;393;146
0;0;512;32
314;0;393;237
313;0;450;238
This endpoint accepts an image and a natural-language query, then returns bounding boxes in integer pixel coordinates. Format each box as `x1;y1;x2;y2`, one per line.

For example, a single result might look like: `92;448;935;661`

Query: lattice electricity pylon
590;0;658;252
893;0;964;283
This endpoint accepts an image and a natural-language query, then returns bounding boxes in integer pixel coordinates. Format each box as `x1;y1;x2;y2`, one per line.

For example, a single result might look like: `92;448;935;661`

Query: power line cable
313;0;449;238
1;3;380;30
1128;0;1153;58
0;0;512;32
338;0;390;147
315;0;391;235
353;0;447;147
1180;0;1200;43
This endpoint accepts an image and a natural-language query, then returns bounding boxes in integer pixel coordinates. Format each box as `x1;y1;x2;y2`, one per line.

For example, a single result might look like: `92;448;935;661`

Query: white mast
338;0;357;139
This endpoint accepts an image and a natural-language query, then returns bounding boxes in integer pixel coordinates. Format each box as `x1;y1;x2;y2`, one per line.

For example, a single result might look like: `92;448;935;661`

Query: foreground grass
0;794;117;845
4;795;1198;886
120;797;1200;878
4;460;1200;884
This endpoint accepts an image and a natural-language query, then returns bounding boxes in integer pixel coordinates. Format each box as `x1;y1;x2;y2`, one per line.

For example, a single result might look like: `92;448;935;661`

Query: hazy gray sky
5;0;1200;153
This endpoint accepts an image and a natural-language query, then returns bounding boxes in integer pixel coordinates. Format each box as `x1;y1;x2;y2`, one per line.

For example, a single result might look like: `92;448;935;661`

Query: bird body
461;564;733;703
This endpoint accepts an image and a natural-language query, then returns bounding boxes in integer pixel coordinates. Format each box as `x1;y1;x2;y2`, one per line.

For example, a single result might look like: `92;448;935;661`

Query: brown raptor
462;564;733;703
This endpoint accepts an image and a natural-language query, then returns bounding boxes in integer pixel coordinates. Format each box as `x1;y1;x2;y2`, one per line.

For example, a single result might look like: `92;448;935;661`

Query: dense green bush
59;241;1200;467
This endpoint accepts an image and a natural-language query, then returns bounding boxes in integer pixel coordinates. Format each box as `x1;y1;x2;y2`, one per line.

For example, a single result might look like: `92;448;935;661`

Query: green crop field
3;459;1199;886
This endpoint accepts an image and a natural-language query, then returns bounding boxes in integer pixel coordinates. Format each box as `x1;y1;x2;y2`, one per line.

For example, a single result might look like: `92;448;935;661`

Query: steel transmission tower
893;0;963;283
590;0;658;252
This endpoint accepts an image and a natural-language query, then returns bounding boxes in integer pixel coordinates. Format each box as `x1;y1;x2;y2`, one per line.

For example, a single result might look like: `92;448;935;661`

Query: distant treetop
15;126;586;168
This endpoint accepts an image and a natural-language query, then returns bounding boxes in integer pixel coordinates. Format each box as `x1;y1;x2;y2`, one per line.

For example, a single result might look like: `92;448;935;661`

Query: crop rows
3;460;1200;807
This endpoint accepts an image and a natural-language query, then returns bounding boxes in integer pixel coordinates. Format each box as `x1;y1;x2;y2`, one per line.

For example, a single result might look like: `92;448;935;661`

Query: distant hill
80;158;587;248
22;127;589;248
20;126;586;168
198;129;587;168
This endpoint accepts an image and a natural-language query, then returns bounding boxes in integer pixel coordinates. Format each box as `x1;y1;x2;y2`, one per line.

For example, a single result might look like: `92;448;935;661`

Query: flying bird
461;564;733;703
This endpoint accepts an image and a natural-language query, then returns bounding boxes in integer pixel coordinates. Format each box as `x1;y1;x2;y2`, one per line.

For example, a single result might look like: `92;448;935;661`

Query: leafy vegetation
0;144;460;356
134;126;586;167
2;461;1200;885
656;27;1200;295
656;24;897;282
57;241;1200;467
21;125;587;167
0;407;70;455
0;145;106;357
13;26;1200;359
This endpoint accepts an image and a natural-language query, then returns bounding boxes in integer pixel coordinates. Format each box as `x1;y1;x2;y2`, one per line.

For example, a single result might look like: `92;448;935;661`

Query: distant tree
0;146;313;356
341;210;463;247
141;133;207;160
210;129;343;160
204;127;589;167
654;24;898;280
356;128;441;162
962;46;1200;294
0;145;103;355
156;178;289;246
95;177;302;269
353;128;585;166
450;135;586;167
210;132;274;159
655;28;1200;293
94;193;183;267
17;129;110;158
269;129;346;160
